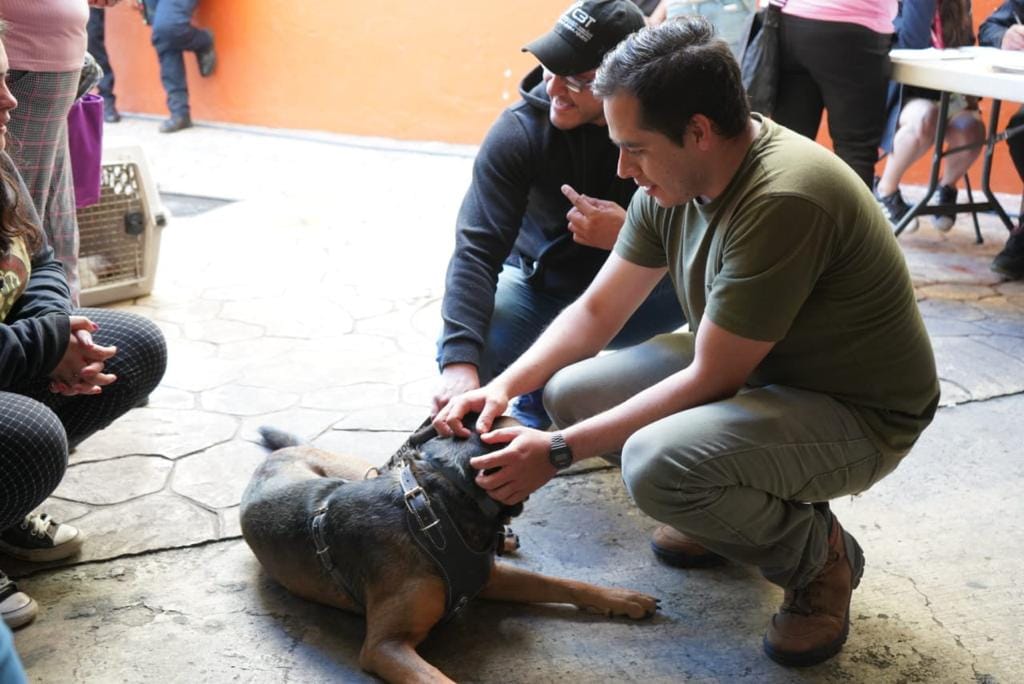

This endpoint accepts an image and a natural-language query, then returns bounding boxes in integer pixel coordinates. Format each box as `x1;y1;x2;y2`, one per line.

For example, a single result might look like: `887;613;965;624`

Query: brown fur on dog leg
479;563;659;619
359;577;452;683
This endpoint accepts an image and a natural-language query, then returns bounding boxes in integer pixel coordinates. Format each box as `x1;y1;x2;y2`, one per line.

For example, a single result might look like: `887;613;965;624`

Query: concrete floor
6;117;1024;683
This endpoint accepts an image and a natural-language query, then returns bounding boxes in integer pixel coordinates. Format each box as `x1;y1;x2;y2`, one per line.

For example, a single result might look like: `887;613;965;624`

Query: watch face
551;448;573;469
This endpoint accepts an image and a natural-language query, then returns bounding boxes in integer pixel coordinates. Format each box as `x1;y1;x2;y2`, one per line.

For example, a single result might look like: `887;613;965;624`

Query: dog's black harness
307;430;500;621
398;459;495;620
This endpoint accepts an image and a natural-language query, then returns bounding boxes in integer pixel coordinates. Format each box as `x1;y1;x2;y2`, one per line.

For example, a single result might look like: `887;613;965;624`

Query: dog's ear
491;415;523;431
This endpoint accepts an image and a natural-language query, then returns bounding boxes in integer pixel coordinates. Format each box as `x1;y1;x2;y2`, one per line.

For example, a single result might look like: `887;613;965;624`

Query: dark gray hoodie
438;66;638;370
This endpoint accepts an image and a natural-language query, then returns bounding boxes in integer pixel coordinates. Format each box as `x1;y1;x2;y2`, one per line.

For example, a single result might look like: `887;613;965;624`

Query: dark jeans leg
775;14;892;188
146;0;211;118
87;8;115;103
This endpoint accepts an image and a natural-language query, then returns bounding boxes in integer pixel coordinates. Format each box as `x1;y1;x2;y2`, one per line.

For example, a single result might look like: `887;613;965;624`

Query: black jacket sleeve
0;153;73;390
438;108;537;370
979;0;1021;47
1;245;73;390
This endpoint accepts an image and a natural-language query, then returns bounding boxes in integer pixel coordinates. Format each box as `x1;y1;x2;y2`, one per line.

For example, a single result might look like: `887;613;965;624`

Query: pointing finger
561;184;596;214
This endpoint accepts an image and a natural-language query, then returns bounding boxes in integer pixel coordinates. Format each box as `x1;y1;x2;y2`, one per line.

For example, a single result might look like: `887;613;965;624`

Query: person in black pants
87;7;120;123
0;139;166;628
771;8;894;189
980;0;1024;279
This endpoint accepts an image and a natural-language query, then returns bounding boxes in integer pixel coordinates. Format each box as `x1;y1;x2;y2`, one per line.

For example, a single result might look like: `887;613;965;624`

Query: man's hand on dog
433;383;510;438
471;426;554;505
431;363;481;417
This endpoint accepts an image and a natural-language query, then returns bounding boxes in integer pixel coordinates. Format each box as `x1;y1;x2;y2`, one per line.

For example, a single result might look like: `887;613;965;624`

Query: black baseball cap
522;0;646;76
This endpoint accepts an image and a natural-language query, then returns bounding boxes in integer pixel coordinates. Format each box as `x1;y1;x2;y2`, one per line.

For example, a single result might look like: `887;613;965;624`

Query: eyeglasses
543;68;596;94
564;74;595;93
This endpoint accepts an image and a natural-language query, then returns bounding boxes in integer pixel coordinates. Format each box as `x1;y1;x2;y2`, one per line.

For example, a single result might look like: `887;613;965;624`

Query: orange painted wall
103;0;1020;194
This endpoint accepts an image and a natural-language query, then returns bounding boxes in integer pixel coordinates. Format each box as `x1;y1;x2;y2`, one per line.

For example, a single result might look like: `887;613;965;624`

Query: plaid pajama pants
6;70;82;305
0;309;167;532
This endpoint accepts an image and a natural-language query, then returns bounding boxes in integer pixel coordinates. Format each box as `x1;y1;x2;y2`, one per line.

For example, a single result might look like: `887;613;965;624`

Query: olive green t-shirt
615;117;939;455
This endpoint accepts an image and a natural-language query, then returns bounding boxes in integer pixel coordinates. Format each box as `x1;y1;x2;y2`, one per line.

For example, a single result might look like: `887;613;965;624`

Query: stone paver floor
6;118;1024;682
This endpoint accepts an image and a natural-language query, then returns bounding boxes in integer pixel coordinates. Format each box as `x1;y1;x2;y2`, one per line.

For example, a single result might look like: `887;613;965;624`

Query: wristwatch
549;432;574;471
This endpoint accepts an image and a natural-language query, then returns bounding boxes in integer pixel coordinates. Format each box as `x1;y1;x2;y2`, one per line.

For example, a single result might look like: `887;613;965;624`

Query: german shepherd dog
239;418;659;683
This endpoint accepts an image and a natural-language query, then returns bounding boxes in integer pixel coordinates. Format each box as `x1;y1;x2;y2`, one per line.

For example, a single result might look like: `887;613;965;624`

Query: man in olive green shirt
433;17;938;667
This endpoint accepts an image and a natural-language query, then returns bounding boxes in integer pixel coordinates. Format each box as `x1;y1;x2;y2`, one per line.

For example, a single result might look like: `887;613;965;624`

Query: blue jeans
0;621;27;683
477;266;685;383
143;0;212;118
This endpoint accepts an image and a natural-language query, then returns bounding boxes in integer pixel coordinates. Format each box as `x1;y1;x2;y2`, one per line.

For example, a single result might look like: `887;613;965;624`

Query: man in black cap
433;0;682;428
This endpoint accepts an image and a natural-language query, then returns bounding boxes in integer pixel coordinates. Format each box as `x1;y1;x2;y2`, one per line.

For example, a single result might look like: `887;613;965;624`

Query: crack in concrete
880;567;978;672
10;536;244;580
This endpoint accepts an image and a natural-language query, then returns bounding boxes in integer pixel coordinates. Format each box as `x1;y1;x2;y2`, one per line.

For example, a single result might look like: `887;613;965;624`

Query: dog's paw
499;526;520;555
582;588;661;620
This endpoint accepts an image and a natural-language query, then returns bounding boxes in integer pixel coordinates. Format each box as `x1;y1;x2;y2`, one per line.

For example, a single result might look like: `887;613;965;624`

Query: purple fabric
67;93;104;209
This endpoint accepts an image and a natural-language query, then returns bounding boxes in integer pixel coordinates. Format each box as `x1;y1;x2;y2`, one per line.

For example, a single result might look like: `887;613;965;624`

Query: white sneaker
0;571;37;629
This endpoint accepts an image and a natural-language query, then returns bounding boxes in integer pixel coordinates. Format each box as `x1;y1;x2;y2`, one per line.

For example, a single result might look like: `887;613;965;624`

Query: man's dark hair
592;16;750;144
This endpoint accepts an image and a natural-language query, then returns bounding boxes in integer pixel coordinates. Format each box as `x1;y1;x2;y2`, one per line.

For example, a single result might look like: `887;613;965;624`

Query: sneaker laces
20;513;55;539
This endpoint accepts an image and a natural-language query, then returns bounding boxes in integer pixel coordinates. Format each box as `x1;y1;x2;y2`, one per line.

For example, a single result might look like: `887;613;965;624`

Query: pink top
0;0;89;72
782;0;898;36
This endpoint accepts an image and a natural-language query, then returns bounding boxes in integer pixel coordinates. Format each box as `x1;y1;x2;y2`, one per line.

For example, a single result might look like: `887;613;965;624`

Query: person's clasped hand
1003;24;1024;51
562;184;626;250
49;315;118;396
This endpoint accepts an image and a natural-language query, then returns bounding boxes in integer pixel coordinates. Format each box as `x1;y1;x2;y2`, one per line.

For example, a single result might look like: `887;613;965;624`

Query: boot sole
763;530;866;667
650;541;726;569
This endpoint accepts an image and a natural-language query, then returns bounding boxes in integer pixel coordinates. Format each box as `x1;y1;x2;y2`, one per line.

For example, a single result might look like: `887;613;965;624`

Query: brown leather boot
650;525;725;568
763;515;865;666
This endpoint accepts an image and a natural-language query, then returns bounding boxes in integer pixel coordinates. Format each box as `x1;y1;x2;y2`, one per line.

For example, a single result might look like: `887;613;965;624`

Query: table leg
980;98;1016;233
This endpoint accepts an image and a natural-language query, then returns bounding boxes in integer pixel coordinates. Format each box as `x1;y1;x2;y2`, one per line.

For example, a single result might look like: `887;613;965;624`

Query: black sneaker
103;100;121;124
0;513;82;562
992;227;1024;280
197;31;216;77
159;114;193;134
932;184;958;232
877;189;919;232
0;570;37;629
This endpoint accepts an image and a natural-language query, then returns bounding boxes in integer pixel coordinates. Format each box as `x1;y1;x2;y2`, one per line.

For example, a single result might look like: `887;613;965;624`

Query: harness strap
399;461;495;620
311;504;364;610
399;463;446;549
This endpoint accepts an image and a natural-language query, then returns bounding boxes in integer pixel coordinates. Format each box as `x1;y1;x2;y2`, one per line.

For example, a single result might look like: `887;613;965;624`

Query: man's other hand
562;184;627;250
470;426;555;504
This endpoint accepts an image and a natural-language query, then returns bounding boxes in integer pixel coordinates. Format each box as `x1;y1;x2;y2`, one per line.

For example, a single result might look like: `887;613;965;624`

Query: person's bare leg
876;99;937;197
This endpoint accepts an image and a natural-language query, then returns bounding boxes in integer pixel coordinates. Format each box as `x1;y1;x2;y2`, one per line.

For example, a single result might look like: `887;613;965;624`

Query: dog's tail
257;425;305;451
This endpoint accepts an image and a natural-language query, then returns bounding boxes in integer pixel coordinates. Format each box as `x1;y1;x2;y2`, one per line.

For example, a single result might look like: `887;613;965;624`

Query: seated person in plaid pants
0;33;167;630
